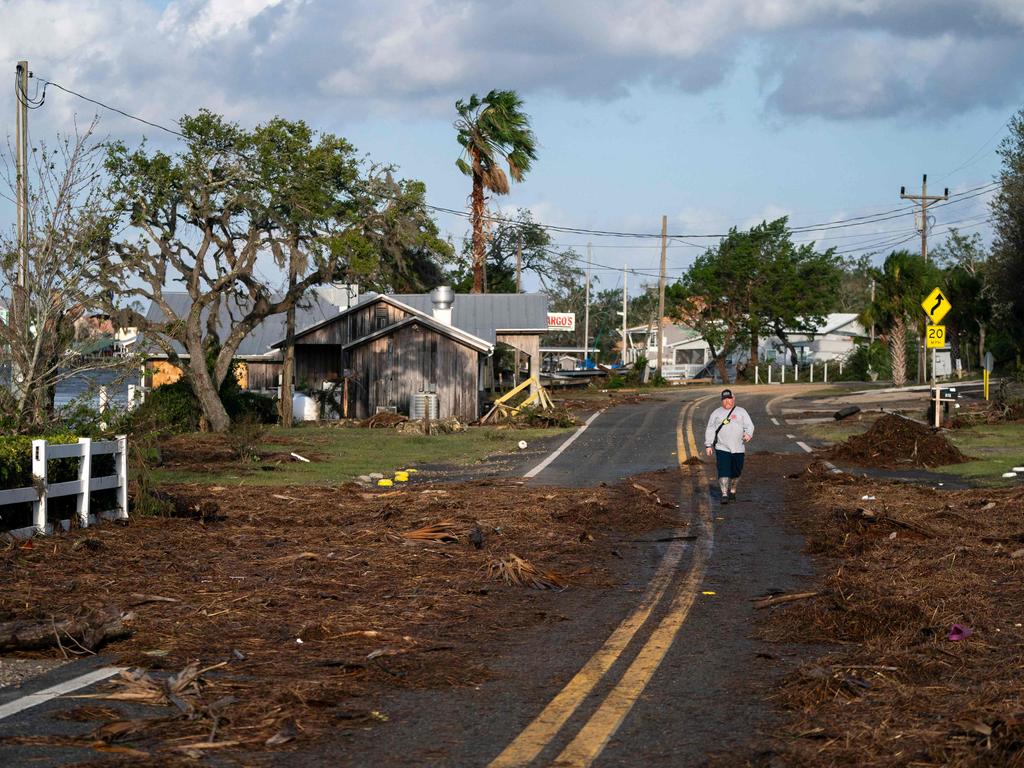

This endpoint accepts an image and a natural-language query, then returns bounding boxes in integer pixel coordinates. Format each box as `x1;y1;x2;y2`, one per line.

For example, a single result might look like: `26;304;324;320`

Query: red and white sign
547;312;576;332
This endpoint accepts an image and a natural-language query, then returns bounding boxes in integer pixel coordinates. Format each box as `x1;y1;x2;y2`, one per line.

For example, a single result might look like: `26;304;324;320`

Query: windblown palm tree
455;90;537;293
859;250;931;388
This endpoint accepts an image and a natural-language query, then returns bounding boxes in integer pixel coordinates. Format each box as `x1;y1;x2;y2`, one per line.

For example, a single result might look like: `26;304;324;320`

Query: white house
766;313;868;363
622;322;723;380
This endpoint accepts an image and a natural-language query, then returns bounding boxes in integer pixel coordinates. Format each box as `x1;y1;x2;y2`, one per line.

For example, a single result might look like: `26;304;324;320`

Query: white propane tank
292;393;319;422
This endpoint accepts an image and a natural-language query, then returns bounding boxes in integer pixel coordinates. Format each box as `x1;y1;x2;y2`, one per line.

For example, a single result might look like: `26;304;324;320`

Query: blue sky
2;0;1021;291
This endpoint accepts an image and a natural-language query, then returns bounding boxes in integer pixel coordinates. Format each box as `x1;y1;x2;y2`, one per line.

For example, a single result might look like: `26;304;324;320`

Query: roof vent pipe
430;286;454;326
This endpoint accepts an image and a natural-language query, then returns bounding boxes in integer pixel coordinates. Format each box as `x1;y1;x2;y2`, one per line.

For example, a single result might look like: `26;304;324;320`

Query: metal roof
382;293;548;343
144;290;548;358
143;291;346;359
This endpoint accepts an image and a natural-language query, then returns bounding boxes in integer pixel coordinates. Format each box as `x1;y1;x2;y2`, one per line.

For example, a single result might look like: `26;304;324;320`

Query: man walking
704;389;754;504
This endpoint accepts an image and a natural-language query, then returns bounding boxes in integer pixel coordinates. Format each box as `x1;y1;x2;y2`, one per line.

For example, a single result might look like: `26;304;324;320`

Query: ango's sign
547;312;576;332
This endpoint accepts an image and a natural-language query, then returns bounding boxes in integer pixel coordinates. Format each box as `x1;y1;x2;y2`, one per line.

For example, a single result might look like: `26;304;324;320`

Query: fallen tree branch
0;605;133;653
753;591;820;609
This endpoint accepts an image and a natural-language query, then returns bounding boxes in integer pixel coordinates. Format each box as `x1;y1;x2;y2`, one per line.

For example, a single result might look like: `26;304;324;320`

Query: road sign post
982;351;994;401
922;288;952;427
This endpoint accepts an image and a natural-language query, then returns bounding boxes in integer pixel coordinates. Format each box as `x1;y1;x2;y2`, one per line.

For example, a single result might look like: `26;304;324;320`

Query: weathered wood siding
296;301;410;346
295;345;341;389
246;361;281;391
347;323;480;422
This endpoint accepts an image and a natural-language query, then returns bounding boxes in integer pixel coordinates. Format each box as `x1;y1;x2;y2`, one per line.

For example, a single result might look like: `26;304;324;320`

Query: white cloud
2;0;1022;136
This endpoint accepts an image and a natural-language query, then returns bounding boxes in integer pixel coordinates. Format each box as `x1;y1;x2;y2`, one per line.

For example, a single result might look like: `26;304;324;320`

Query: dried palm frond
486;554;566;590
401;521;459;544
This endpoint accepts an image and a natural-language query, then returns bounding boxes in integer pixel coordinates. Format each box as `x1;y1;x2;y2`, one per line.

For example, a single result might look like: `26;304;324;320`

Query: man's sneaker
728;491;737;501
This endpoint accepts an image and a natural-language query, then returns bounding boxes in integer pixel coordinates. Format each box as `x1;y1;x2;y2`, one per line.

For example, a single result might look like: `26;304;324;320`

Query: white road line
796;441;814;453
524;410;603;479
770;417;780;426
786;434;796;439
0;667;123;721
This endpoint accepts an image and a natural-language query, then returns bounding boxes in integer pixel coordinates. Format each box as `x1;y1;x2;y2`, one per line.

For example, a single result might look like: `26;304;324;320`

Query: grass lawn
936;422;1024;486
804;413;881;443
150;425;570;486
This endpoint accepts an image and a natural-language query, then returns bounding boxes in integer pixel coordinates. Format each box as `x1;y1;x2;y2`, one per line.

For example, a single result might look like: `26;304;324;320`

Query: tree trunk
888;318;907;388
189;350;231;432
279;256;298;426
714;355;730;385
947;319;958;371
471;158;486;294
978;323;986;370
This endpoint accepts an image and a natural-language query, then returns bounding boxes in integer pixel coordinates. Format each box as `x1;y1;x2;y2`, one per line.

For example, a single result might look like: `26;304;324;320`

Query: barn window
374;304;389;330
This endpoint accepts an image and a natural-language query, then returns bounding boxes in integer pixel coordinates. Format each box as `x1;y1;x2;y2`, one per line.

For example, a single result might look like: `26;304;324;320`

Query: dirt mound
827;413;967;468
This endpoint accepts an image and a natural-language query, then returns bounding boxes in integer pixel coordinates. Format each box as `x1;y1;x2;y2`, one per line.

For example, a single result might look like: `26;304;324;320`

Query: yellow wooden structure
481;376;554;423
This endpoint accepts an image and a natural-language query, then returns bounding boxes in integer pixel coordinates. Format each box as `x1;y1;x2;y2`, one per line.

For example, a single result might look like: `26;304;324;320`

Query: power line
31;72;1002;243
936;114;1013;181
40;79;185;138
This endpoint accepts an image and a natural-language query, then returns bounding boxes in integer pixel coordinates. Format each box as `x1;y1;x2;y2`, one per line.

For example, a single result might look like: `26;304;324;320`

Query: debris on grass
360;412;408;429
755;461;1024;767
826;413;968;468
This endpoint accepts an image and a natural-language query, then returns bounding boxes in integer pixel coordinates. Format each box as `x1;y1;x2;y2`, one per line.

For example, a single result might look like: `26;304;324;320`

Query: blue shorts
715;449;745;478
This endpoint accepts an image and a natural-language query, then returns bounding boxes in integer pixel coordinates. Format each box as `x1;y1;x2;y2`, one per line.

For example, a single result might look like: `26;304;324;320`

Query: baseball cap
720;389;734;399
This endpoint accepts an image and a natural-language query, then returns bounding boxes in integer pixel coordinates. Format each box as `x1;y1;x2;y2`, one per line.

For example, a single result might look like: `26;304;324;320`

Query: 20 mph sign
547;313;576;332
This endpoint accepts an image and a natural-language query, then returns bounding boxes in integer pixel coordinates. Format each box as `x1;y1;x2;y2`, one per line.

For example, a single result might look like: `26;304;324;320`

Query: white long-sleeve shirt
704;405;755;453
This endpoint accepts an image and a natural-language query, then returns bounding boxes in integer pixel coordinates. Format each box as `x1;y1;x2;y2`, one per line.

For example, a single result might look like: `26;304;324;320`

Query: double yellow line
489;395;715;768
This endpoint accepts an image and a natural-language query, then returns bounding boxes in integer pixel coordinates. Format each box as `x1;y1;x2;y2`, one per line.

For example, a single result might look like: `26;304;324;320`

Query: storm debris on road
758;460;1024;766
486;553;566;590
0;473;677;761
826;413;967;468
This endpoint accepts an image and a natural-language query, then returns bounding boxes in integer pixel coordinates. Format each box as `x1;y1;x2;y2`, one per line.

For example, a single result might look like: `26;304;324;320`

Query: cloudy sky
2;0;1022;289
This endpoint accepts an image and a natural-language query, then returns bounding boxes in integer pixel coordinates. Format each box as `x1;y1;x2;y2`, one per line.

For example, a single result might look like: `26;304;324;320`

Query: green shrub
226;414;268;461
0;432;79;490
137;379;202;433
132;368;278;434
229;391;278;424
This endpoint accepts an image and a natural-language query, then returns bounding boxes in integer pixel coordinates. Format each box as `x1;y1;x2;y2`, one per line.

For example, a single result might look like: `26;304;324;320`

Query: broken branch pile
755;460;1024;766
0;471;678;761
827;413;968;468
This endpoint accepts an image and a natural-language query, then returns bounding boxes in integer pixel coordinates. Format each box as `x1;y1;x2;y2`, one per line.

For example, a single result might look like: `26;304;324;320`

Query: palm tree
455;90;537;293
859;250;930;387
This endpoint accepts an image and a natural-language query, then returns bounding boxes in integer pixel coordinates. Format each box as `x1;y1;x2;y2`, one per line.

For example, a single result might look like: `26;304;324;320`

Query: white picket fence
0;436;129;538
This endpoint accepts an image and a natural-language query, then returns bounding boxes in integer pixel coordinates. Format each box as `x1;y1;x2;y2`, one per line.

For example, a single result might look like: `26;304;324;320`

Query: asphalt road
0;387;816;767
291;388;815;767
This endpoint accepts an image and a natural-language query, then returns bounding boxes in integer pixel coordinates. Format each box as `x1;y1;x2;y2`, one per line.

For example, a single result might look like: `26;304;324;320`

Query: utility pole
515;234;522;293
621;265;628;366
900;174;948;384
514;233;523;378
583;243;591;365
13;60;30;401
656;215;667;378
868;278;875;375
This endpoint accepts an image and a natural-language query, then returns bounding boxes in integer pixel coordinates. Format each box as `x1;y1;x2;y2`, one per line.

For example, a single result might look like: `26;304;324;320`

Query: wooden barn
141;287;550;423
280;288;549;422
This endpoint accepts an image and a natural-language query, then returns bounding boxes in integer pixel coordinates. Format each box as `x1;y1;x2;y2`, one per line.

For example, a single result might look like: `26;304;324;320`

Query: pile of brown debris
827;413;968;468
754;461;1024;767
0;473;679;762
